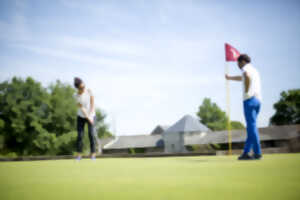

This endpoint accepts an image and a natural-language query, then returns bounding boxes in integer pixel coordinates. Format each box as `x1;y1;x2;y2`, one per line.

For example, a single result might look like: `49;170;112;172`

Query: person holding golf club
74;77;97;161
225;54;262;160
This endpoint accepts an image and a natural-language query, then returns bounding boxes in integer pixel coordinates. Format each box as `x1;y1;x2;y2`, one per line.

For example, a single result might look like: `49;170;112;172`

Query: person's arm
225;74;242;81
243;72;250;94
88;89;95;117
78;103;94;124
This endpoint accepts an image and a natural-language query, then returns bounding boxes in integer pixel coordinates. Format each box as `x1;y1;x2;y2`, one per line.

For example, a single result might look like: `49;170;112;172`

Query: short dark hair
237;54;251;63
74;77;83;88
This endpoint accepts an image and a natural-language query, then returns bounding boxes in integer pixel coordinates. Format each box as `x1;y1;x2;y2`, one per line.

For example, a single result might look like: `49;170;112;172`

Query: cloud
15;44;140;71
59;0;143;26
60;36;148;58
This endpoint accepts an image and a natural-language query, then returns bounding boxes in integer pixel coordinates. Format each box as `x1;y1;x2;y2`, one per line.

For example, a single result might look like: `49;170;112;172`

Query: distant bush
0;152;18;158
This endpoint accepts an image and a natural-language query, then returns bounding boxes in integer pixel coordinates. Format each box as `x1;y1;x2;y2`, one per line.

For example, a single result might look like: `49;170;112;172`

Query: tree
0;77;51;155
46;80;77;137
231;121;245;130
270;89;300;125
95;109;113;139
197;98;244;131
0;119;4;150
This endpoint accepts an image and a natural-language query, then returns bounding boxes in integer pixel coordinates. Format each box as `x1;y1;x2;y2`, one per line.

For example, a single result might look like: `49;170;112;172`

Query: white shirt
75;88;96;118
242;64;262;101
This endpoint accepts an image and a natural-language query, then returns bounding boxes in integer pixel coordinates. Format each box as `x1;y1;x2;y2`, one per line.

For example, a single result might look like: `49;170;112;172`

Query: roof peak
165;114;210;133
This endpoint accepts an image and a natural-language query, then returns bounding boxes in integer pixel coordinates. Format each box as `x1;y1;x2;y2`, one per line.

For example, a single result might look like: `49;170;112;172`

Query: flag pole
225;62;232;156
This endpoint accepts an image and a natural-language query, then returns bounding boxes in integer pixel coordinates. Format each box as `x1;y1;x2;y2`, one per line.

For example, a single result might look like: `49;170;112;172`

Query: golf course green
1;153;300;200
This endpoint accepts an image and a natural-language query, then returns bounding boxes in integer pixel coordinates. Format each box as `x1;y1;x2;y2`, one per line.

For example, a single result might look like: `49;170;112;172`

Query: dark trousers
76;116;96;153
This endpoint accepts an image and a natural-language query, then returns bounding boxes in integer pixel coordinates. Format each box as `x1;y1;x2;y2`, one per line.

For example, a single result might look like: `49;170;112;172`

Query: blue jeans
243;97;262;155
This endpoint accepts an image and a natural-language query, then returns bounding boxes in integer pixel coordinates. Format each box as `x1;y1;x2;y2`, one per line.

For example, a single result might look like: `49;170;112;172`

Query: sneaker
91;156;96;161
253;154;262;160
238;153;254;160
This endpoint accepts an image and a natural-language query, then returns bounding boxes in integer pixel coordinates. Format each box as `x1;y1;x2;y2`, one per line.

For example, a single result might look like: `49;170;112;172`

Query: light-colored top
75;88;95;118
242;63;262;101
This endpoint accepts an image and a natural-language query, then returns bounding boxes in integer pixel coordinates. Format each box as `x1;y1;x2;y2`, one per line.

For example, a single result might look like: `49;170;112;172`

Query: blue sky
1;0;300;135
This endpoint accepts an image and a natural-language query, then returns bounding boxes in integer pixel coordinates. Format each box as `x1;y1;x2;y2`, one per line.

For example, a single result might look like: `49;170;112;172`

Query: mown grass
0;154;300;200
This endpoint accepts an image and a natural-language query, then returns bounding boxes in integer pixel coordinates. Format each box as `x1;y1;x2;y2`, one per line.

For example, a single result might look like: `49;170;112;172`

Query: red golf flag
225;43;240;62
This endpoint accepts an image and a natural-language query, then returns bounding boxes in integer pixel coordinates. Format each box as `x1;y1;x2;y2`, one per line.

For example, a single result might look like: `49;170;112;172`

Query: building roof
164;115;210;134
103;125;300;150
151;125;170;135
100;137;115;148
104;134;163;149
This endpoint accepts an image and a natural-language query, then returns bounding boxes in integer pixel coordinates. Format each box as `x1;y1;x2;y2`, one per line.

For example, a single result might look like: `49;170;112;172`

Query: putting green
0;154;300;200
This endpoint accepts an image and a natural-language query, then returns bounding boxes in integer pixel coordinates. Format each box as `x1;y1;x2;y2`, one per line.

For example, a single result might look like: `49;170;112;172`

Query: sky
0;0;300;136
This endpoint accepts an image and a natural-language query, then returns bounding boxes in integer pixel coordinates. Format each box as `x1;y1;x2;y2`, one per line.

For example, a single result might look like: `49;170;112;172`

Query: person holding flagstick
225;46;263;160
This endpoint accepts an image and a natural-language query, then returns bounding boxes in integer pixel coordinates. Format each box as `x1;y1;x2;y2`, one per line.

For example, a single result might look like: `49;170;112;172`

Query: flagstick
225;62;232;156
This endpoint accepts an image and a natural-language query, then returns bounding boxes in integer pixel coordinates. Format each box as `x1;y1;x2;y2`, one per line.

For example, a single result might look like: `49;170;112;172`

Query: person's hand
225;74;230;80
88;117;94;125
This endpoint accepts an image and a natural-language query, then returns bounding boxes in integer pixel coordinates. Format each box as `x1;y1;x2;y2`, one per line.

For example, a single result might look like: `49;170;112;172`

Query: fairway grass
1;154;300;200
